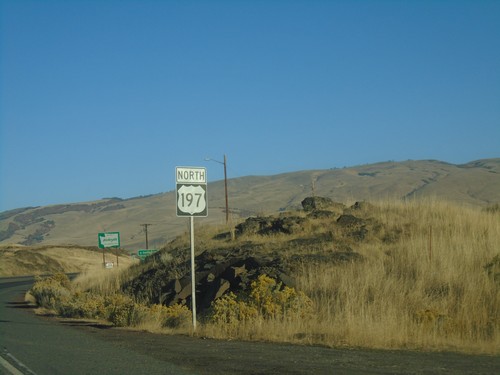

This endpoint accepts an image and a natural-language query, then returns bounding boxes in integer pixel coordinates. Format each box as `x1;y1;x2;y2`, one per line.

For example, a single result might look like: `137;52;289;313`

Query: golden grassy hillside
1;158;499;251
29;198;500;354
0;244;135;277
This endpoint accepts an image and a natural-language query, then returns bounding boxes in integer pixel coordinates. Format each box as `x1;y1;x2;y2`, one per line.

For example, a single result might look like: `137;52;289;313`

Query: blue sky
1;0;499;211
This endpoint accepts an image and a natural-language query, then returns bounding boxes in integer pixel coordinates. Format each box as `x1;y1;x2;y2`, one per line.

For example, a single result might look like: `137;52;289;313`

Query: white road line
1;350;37;375
0;355;24;375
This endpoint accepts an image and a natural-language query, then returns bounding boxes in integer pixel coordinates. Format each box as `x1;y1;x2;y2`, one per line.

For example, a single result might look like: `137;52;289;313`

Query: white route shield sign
176;184;207;217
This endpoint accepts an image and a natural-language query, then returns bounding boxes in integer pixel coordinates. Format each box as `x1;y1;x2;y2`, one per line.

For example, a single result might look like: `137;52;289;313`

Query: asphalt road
1;277;499;375
0;277;193;375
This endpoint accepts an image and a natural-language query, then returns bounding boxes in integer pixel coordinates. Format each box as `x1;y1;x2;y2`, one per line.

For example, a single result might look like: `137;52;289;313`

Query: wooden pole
141;224;152;249
429;225;432;261
223;154;229;224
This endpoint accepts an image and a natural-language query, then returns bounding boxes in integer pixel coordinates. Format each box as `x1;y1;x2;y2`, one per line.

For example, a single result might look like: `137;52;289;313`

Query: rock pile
301;196;345;213
124;198;389;313
235;215;306;236
124;250;294;312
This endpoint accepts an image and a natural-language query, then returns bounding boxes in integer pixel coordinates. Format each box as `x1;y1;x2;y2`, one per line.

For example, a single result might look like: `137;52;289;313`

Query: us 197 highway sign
176;166;207;217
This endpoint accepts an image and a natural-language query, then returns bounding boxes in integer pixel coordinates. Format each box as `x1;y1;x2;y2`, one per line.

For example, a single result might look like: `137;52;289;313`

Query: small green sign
137;249;158;258
98;232;120;249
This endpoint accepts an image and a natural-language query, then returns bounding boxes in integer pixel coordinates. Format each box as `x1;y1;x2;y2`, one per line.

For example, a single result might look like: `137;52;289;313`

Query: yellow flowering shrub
104;293;149;327
211;292;258;325
30;273;72;310
210;275;313;324
250;274;313;319
162;303;192;328
58;292;107;319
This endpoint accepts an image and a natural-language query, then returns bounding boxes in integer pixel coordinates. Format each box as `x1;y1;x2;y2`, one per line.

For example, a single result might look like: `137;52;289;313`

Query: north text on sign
176;167;206;183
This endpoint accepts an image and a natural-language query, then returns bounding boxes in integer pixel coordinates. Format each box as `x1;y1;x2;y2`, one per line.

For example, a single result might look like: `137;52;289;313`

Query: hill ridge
1;158;498;250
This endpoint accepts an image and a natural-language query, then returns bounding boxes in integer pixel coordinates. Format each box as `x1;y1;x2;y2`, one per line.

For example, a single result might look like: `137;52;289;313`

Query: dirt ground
59;318;500;375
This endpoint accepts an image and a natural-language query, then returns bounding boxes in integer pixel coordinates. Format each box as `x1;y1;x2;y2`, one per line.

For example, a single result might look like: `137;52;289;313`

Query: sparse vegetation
30;272;72;310
28;198;500;354
0;244;134;277
207;274;313;338
294;199;499;353
484;203;500;214
2;159;498;250
30;271;192;330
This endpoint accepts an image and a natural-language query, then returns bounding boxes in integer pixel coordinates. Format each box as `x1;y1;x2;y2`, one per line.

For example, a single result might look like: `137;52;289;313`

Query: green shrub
58;292;107;319
104;294;147;327
162;304;192;328
30;273;72;310
51;272;72;289
134;303;191;328
44;283;191;328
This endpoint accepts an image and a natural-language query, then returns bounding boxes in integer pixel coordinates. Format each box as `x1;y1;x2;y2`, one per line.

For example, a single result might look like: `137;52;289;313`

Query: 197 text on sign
175;167;207;217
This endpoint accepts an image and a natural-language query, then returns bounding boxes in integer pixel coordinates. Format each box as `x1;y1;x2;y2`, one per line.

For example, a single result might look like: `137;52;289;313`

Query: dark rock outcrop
124;251;296;313
235;216;306;236
301;197;345;213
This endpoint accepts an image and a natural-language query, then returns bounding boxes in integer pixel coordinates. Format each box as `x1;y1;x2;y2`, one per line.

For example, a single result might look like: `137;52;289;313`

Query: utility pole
205;154;229;223
140;223;152;249
223;154;229;223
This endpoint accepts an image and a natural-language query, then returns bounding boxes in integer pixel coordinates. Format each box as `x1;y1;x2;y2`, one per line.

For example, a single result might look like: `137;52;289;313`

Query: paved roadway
0;277;193;375
1;277;499;375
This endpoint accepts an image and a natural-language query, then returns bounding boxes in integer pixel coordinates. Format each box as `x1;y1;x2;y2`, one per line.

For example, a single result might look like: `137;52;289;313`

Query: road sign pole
175;166;206;331
190;216;197;330
98;232;120;268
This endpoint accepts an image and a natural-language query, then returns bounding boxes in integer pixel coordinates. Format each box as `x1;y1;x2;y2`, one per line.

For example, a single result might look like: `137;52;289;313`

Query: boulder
336;214;369;241
301;197;345;213
235;216;306;236
235;217;273;235
336;214;364;227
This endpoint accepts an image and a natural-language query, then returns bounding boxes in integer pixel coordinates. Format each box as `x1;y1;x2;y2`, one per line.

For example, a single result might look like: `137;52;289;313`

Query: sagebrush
29;199;500;354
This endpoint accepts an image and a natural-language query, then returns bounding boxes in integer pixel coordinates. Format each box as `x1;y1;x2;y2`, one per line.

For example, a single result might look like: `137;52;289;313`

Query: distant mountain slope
0;244;134;277
1;159;498;250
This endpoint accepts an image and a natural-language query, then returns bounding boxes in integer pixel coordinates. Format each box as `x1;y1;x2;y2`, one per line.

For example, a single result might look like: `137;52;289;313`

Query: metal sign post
98;232;121;268
189;215;196;329
176;166;207;330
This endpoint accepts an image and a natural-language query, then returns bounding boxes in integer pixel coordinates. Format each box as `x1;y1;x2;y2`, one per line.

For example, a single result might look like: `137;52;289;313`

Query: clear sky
1;0;499;212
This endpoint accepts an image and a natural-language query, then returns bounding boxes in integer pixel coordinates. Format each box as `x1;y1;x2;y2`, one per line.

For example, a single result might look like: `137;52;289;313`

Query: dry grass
30;270;192;332
73;264;135;295
31;198;499;354
292;199;500;354
3;159;498;251
0;244;135;277
196;199;499;354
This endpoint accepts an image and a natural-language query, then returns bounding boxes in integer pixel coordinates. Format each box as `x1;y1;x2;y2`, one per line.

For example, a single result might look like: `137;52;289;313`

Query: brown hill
0;244;134;277
0;158;498;251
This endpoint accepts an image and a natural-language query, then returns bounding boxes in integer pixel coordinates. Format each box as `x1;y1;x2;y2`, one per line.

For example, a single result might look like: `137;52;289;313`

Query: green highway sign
137;249;158;258
98;232;120;249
